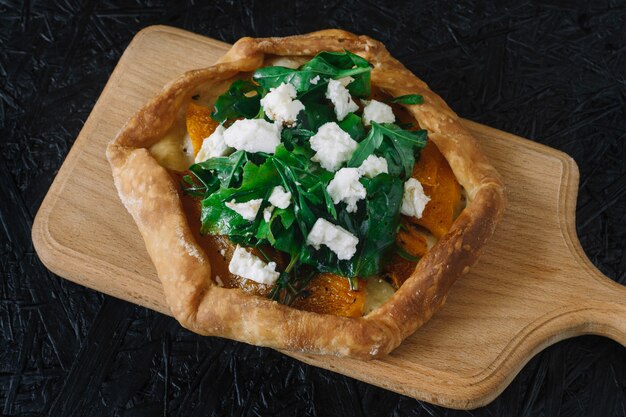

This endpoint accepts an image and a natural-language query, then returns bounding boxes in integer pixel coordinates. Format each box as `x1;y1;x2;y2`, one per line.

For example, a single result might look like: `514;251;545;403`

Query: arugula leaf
352;175;404;276
374;122;427;147
271;157;316;237
180;174;209;198
296;101;335;133
301;50;372;97
253;66;321;93
391;94;424;105
375;123;427;178
338;112;366;141
347;125;384;167
191;150;248;189
348;122;427;178
280;128;315;150
302;50;372;97
211;80;264;122
252;50;372;98
201;160;281;236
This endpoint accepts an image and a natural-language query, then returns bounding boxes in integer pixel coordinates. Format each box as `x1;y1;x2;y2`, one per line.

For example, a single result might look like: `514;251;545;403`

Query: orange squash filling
186;101;220;155
292;273;366;317
410;141;462;238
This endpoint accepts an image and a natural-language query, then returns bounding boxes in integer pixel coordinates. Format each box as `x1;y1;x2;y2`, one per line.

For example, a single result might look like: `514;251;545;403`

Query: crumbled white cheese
358;155;388;178
263;206;274;222
362;99;396;126
260;82;304;127
326;78;358;121
228;245;280;285
225;198;263;221
306;218;359;260
195;125;231;163
310;75;320;85
309;122;358;171
268;185;291;209
326;168;366;213
400;178;430;218
223;119;281;154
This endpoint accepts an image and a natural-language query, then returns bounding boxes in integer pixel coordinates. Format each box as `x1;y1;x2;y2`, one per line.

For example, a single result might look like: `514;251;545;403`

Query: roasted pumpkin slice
396;219;428;258
388;220;432;289
410;141;462;238
383;255;416;289
186;101;219;156
293;273;366;318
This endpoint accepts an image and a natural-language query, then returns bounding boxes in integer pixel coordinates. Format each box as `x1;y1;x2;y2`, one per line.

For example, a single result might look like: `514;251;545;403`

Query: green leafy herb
252;66;322;93
201;159;281;238
193;150;248;189
300;50;372;97
338;112;366;141
351;174;404;277
211;80;264;122
180;174;207;198
347;125;384;168
348;122;427;178
253;50;372;97
391;94;424;105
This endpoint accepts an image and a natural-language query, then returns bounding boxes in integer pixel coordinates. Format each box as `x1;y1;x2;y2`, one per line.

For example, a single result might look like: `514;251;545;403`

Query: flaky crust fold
106;29;505;359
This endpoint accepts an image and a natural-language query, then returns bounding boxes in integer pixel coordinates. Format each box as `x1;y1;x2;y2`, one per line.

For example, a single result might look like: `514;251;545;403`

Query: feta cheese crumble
268;185;292;209
223;119;281;154
358;155;388;178
309;122;358;172
229;245;280;285
400;178;430;218
362;99;396;126
310;75;320;85
326;78;358;121
195;125;231;163
260;82;305;127
225;198;263;221
327;168;366;213
306;218;359;260
263;206;274;222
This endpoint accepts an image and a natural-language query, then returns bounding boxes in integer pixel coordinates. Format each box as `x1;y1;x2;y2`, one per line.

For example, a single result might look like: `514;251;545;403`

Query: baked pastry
106;30;505;359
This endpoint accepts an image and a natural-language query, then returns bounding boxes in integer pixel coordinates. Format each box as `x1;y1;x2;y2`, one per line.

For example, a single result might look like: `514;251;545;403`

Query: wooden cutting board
31;26;626;410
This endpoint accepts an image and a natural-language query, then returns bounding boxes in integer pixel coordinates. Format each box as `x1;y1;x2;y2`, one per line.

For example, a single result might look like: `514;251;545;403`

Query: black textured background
1;1;625;416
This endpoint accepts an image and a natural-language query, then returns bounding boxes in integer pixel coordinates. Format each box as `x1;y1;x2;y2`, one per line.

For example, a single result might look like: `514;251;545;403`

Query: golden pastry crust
106;29;506;359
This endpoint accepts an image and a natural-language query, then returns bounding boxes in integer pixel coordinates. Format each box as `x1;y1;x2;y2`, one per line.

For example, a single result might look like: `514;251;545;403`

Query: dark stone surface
1;1;625;416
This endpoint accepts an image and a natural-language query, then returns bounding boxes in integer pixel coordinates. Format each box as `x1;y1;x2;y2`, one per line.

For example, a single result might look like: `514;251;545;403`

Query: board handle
584;270;626;346
559;156;626;346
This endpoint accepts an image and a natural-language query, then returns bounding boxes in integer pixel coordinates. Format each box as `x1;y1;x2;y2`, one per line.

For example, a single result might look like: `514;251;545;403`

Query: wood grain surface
31;26;626;410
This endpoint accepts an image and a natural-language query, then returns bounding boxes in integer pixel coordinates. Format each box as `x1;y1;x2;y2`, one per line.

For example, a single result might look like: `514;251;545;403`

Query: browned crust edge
106;29;506;359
